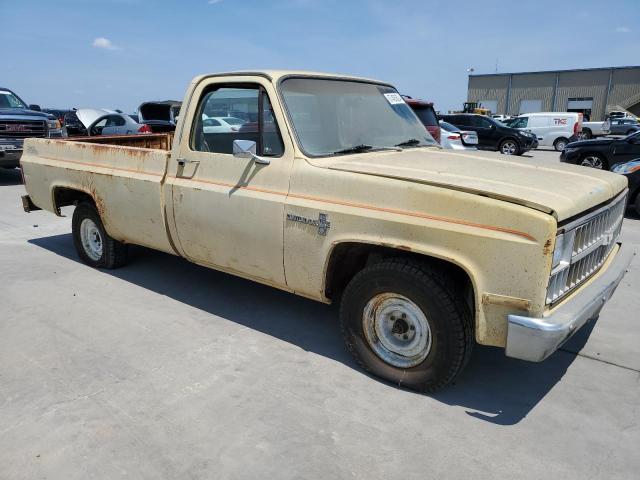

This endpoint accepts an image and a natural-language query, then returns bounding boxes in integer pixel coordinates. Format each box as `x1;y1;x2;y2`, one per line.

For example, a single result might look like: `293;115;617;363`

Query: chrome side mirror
233;139;270;165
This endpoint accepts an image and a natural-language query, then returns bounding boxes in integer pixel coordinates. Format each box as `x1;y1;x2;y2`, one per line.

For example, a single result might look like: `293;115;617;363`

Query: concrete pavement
1;152;639;479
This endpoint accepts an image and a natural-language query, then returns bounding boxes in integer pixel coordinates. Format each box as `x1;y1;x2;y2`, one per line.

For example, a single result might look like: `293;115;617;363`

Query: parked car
439;113;537;155
438;120;477;150
404;97;441;143
608;111;637;121
608;118;640;136
612;159;640;215
138;100;181;133
507;112;582;151
73;109;152;136
582;119;611;139
202;116;246;133
560;131;640;169
0;87;65;168
21;70;633;392
43;109;71;125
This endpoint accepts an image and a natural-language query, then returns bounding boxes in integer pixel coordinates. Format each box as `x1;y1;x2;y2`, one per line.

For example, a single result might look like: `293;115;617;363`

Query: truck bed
21;134;176;255
66;133;174;150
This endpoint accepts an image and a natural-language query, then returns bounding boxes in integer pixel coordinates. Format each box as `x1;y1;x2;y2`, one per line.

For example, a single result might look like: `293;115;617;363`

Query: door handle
177;158;200;167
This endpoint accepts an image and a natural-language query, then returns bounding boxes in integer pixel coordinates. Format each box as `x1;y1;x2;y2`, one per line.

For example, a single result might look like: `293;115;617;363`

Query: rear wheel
579;154;607;170
553;137;569;151
72;202;128;269
340;259;473;392
581;129;592;139
499;139;519;155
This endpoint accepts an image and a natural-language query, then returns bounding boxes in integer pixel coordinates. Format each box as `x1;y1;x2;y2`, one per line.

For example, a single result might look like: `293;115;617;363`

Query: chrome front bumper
506;243;635;362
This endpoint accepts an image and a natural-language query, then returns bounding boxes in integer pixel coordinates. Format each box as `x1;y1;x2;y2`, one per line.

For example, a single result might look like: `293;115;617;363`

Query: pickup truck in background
1;87;65;169
581;119;611;139
20;70;634;391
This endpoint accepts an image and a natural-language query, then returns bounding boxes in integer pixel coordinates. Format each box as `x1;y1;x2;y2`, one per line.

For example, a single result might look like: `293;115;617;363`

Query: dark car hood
567;138;615;148
0;108;49;118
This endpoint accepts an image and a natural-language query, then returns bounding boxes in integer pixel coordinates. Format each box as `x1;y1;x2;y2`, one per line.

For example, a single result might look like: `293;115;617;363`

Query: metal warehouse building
467;66;640;121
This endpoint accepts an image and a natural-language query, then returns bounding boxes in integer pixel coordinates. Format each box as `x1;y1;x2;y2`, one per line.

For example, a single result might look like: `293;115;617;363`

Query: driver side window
191;84;284;157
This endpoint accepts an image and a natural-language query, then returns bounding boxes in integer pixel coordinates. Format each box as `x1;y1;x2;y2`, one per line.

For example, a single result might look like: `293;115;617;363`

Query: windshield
0;91;28;109
280;78;436;156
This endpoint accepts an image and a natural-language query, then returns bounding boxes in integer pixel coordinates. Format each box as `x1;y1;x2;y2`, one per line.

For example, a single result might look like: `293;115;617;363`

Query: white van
508;112;582;151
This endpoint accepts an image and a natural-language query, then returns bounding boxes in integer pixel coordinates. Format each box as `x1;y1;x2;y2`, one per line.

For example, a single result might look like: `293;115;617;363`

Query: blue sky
2;0;639;112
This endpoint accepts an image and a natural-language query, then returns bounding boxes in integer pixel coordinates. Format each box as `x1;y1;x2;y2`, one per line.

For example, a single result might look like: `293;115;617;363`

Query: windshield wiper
332;144;374;155
395;138;422;148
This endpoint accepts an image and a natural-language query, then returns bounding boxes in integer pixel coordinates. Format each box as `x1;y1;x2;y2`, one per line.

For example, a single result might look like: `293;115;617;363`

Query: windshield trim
276;74;429;159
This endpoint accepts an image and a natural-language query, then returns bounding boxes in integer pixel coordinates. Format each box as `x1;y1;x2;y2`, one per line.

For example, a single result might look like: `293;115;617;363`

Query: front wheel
340;259;473;392
579;154;607;170
581;129;592;140
499;139;520;155
72;202;128;269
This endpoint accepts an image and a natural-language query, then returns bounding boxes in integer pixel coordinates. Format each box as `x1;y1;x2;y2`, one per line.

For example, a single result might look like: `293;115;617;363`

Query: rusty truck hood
322;148;628;221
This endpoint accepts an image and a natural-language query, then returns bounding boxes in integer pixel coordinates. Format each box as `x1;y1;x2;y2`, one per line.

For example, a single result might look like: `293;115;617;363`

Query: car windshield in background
0;91;28;109
411;105;438;126
280;78;436;156
222;117;245;125
439;121;460;132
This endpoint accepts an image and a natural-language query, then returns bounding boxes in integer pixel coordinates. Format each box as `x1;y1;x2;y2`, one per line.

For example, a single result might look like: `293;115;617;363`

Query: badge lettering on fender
286;213;331;236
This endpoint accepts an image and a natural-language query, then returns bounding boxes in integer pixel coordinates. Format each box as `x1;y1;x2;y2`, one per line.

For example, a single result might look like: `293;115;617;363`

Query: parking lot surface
1;149;639;479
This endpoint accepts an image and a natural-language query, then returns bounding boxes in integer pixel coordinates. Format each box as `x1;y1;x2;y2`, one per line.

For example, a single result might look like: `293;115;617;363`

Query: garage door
567;98;593;109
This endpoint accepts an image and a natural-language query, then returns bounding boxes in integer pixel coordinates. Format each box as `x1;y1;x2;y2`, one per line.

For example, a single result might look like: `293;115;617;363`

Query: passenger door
165;79;294;285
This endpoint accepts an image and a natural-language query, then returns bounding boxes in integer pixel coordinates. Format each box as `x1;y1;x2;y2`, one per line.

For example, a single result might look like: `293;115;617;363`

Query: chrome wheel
500;140;517;155
80;218;103;261
580;155;604;169
362;293;432;368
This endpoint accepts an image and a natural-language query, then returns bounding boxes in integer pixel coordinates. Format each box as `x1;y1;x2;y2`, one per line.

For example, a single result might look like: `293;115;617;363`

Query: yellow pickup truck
20;71;634;391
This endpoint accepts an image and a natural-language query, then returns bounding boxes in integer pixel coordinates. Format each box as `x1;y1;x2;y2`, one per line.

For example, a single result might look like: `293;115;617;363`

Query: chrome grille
0;119;47;139
546;192;626;305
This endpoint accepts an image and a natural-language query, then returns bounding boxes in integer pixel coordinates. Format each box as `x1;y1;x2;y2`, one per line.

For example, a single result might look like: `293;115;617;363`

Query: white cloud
615;26;631;33
92;37;119;50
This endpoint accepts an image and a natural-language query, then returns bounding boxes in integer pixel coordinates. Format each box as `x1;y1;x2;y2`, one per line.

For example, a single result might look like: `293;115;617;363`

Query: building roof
469;65;640;78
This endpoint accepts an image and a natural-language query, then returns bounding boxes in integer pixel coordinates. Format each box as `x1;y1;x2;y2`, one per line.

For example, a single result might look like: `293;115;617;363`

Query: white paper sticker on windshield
384;93;405;105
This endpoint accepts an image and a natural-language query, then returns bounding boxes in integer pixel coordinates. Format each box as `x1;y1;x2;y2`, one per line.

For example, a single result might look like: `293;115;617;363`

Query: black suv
439;114;537;155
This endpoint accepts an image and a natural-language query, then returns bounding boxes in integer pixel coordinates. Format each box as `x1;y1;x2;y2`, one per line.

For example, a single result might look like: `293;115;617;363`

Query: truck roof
190;70;394;87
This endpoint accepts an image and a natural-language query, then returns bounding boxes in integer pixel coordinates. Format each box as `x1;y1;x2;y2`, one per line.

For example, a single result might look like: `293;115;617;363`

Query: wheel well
53;187;94;214
554;136;569;143
582;127;592;133
324;242;475;308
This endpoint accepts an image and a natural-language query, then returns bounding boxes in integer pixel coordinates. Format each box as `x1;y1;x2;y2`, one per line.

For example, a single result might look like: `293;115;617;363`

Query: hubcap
501;141;516;155
580;156;603;169
80;218;103;261
556;140;567;151
362;293;432;368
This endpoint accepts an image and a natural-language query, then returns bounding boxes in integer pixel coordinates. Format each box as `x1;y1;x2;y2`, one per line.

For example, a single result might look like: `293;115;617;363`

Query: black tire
72;202;128;269
340;259;473;392
499;138;520;155
579;153;608;170
553;137;569;152
635;193;640;217
582;129;592;140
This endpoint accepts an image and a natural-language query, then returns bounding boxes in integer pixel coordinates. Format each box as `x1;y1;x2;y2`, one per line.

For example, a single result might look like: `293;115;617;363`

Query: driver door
165;78;294;286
